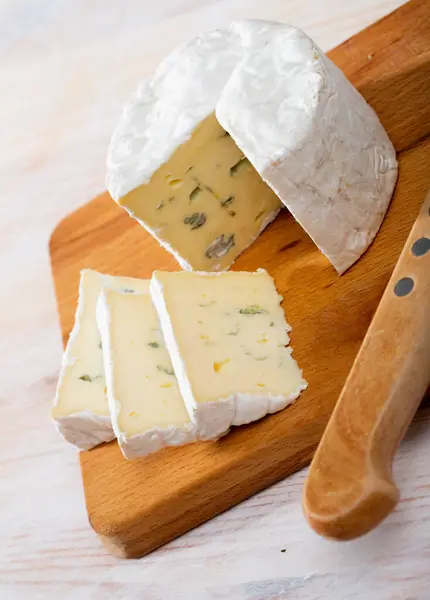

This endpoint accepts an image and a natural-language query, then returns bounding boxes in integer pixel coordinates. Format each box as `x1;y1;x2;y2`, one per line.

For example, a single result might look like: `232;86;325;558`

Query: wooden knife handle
303;190;430;540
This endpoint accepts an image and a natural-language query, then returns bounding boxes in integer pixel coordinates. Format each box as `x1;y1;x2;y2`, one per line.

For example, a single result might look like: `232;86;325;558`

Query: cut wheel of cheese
96;286;197;459
51;269;149;450
107;20;397;274
150;269;307;439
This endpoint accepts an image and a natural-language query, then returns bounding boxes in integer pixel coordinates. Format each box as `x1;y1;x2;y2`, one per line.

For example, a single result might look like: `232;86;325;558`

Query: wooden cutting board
50;0;430;559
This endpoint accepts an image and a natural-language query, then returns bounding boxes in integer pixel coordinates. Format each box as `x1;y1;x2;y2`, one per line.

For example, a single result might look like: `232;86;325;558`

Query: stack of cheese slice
107;20;397;275
52;268;307;459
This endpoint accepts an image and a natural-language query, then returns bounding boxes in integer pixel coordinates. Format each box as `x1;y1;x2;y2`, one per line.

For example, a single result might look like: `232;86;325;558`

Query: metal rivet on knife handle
394;277;414;297
411;237;430;257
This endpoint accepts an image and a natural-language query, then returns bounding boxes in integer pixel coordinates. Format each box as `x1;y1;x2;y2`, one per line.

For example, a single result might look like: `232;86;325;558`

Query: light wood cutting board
50;0;430;558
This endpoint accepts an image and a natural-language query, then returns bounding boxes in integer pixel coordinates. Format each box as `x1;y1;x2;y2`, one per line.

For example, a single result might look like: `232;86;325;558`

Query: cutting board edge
83;441;317;559
49;190;106;251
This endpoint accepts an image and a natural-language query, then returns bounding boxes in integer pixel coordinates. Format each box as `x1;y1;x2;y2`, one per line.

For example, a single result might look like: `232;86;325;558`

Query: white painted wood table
1;1;429;598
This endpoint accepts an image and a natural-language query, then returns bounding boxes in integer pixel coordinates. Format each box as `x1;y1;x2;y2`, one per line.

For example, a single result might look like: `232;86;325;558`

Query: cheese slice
51;269;149;450
107;21;397;275
150;269;307;439
96;286;196;459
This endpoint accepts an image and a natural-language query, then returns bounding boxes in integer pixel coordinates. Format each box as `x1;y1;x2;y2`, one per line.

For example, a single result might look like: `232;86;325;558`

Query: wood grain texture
49;0;430;559
303;188;430;540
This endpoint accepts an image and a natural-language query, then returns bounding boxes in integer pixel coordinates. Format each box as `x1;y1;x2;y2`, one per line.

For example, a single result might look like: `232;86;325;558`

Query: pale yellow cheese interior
52;270;149;419
104;288;192;436
154;270;305;403
118;113;282;270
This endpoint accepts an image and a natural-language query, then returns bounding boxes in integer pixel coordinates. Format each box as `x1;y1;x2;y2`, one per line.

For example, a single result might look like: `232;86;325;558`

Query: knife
302;189;430;540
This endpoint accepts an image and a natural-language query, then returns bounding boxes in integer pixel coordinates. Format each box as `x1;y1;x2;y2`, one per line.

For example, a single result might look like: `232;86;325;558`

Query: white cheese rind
107;20;397;274
114;424;197;460
96;287;198;459
53;412;114;451
216;22;398;274
150;270;307;440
